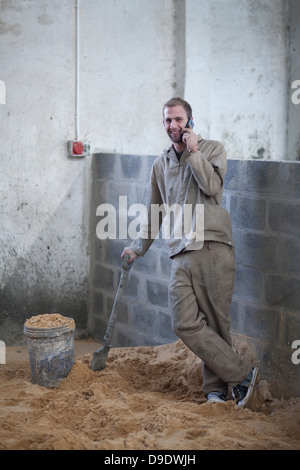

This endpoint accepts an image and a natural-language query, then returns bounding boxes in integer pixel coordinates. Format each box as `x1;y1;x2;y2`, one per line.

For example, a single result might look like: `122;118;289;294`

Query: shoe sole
237;367;259;408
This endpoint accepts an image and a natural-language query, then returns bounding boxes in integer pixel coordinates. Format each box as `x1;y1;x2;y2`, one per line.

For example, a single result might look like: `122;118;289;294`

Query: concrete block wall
224;159;300;399
89;153;177;349
89;154;300;399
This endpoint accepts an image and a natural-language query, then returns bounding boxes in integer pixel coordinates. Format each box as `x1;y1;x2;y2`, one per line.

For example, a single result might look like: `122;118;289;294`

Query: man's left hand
182;126;199;153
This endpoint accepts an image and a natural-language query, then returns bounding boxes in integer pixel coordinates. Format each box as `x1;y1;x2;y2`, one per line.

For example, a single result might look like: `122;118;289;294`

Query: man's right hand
121;247;139;263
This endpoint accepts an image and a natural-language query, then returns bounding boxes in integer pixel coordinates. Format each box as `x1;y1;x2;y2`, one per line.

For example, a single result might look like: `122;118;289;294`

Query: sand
0;338;299;450
24;313;75;330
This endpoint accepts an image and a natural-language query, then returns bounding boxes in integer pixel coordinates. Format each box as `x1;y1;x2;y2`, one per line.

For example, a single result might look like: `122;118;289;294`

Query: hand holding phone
186;117;194;129
182;117;198;152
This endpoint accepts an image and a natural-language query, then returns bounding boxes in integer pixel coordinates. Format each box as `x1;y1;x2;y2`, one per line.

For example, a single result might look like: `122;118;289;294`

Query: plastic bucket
24;319;75;388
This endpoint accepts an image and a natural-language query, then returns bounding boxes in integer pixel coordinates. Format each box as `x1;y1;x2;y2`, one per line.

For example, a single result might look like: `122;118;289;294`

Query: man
121;97;258;407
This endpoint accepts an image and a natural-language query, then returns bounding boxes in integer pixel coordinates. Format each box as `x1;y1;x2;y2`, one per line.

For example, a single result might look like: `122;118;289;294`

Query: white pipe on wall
75;0;80;140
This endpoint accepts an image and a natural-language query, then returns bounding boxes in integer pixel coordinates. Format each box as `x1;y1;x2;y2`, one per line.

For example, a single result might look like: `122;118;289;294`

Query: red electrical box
68;140;91;158
73;141;84;155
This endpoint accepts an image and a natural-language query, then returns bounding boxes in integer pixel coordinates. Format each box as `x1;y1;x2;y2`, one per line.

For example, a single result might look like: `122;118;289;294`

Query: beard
168;130;183;144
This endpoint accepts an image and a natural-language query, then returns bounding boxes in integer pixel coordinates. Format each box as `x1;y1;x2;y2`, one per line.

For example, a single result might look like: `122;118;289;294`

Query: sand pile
0;339;299;450
24;313;75;330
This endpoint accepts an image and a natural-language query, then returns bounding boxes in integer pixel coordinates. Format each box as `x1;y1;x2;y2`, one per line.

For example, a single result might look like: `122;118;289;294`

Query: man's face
163;106;189;144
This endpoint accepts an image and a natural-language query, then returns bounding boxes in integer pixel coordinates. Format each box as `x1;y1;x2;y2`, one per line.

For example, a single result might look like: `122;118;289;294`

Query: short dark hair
162;97;192;118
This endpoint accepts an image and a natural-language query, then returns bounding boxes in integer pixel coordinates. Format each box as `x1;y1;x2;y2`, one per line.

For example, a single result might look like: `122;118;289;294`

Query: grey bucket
24;319;75;388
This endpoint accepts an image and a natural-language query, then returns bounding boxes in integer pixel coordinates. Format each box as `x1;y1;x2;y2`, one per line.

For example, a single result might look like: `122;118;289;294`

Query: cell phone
186;117;194;129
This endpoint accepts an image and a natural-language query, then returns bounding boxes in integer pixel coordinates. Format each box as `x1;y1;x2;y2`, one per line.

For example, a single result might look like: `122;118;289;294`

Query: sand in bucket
24;313;75;388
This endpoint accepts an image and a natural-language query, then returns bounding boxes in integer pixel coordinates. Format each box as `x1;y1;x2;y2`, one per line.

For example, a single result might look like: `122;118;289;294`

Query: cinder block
130;304;157;337
120;154;143;180
125;273;140;298
282;238;300;274
93;179;109;206
94;178;135;205
140;155;156;183
230;195;266;230
147;155;158;174
265;274;300;312
146;279;169;308
114;301;129;325
281;162;300;200
106;295;127;327
221;193;228;211
241;160;281;194
112;323;161;347
240;232;280;270
261;344;300;399
103;239;129;267
92;315;109;343
229;298;241;332
93;264;114;291
224;159;241;191
231;228;241;263
107;180;135;206
132;248;159;274
233;264;263;302
242;304;281;342
93;153;119;180
283;312;300;347
269;201;300;237
158;311;177;341
159;250;172;277
133;182;149;205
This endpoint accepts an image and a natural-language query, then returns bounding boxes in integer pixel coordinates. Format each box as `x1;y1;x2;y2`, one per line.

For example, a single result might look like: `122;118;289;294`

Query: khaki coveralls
130;135;250;396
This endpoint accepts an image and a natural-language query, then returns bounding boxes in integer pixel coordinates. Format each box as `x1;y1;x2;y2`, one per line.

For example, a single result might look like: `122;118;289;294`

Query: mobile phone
186;117;194;129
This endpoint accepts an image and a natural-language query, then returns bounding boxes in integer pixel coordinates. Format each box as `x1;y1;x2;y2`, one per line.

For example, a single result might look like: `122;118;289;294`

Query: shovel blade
90;345;110;371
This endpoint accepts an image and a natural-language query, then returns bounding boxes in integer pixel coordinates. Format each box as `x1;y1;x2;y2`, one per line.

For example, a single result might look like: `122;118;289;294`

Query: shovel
90;254;133;371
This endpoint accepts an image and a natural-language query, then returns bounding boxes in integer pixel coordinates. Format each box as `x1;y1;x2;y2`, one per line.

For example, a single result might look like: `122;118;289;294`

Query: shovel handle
122;253;133;271
102;254;132;348
91;254;133;371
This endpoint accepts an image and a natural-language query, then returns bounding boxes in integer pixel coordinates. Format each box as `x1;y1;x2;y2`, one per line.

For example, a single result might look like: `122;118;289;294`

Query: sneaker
206;391;227;404
232;367;259;408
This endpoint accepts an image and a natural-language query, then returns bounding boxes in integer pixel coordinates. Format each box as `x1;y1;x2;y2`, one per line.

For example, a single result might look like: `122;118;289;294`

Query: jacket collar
164;134;204;164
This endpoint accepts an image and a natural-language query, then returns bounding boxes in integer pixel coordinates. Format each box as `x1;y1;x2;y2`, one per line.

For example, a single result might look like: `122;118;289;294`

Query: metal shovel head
90;344;110;371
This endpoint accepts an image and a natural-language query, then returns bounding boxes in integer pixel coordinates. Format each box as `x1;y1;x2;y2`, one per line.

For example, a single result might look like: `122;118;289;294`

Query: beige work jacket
130;135;234;258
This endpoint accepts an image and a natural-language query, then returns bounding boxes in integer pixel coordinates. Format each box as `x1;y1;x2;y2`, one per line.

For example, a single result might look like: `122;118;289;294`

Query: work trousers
169;241;250;396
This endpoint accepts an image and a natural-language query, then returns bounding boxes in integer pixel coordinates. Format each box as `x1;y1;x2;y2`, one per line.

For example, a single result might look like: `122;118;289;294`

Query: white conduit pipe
75;0;80;140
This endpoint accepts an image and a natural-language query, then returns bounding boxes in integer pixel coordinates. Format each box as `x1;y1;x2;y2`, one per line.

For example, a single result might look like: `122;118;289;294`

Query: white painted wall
79;0;175;156
185;0;290;160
